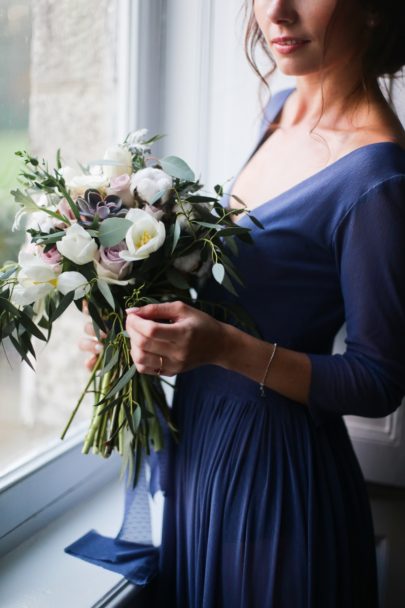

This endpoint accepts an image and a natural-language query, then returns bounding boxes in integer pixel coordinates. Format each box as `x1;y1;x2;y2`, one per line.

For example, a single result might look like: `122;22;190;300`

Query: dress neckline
230;89;405;224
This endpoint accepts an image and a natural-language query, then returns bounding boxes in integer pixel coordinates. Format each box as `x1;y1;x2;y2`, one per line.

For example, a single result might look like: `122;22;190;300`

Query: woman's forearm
215;322;312;406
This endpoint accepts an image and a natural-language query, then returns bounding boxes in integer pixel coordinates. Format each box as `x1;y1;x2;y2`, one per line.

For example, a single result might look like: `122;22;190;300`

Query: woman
81;1;405;606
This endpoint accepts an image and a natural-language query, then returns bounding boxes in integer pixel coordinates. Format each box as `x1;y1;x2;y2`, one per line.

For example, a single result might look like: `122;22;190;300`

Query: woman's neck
285;69;384;132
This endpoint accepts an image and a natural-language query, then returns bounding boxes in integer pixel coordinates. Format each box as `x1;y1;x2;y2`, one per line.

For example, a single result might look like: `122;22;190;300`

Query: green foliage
160;155;195;181
0;130;28;265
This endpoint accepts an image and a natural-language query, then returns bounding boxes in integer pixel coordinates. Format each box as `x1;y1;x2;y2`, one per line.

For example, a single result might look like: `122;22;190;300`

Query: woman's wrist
214;322;273;382
213;321;311;406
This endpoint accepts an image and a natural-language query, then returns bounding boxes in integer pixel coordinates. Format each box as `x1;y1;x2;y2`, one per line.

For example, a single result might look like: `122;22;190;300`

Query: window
0;0;140;558
0;0;31;475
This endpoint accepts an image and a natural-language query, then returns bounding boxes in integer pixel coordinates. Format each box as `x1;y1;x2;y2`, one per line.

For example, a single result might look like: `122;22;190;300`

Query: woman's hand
126;300;311;405
79;302;107;370
125;301;227;376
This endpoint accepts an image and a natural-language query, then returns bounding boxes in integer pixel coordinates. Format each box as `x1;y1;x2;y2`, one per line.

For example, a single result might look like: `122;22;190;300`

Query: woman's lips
272;37;310;55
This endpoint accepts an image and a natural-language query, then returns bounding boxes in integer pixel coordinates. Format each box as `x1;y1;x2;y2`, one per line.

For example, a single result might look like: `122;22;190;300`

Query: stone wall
30;0;118;164
26;0;120;429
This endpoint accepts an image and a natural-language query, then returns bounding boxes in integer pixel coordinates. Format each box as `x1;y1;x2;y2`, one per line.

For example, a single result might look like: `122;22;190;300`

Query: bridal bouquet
0;129;261;484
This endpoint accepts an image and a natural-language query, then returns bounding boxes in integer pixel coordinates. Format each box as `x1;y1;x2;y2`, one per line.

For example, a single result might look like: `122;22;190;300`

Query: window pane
0;0;119;478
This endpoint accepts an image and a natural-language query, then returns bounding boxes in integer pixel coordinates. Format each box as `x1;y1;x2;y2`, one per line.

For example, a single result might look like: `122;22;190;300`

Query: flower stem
60;353;103;440
82;370;111;454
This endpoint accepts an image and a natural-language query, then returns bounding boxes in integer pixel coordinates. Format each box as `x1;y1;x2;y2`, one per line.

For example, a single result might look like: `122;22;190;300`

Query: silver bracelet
259;342;277;397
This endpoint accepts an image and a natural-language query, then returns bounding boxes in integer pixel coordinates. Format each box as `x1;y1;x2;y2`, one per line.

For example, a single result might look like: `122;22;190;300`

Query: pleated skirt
156;364;379;608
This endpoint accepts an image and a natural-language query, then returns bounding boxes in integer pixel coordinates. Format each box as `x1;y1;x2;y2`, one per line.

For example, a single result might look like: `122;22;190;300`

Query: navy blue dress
157;89;405;607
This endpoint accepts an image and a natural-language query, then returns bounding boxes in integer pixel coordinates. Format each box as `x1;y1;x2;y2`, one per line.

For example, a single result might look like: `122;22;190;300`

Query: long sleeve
307;175;405;424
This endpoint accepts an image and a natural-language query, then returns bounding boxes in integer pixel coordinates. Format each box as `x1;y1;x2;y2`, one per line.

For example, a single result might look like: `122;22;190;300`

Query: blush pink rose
54;198;78;228
38;244;62;267
107;174;134;207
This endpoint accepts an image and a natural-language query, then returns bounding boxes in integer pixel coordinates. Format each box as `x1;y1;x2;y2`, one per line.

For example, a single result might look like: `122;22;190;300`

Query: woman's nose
265;0;298;25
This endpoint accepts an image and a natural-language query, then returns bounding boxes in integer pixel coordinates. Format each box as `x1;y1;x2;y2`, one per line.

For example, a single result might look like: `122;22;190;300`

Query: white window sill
0;473;133;608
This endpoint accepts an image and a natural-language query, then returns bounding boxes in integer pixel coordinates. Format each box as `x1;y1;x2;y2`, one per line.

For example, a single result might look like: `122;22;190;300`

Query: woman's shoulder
347;141;405;195
307;142;405;247
329;143;405;243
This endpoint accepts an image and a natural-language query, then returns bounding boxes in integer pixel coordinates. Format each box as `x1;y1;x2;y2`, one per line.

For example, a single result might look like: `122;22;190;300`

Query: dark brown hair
359;0;405;80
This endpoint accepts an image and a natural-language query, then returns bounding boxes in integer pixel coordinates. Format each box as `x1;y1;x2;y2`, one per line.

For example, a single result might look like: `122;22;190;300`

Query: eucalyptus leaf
19;331;36;358
9;333;35;370
0;266;18;282
31;231;66;245
230;193;247;208
186;195;218;203
132;407;142;432
97;279;115;310
19;311;47;341
171;218;181;254
99;348;119;376
192;220;222;231
216;226;250;238
56;149;62;169
221;274;239;297
221;255;245;287
236;231;254;245
88;299;107;333
51;291;75;322
132;440;143;488
160;156;195;181
105;365;136;399
212;262;225;284
225;235;238;256
123;402;138;437
247;213;265;230
0;297;20;317
99;217;133;247
149;189;167;205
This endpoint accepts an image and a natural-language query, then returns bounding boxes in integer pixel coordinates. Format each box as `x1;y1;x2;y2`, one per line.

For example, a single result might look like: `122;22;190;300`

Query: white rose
120;208;166;261
57;271;90;299
130;167;172;205
66;174;109;198
56;223;98;265
103;145;133;179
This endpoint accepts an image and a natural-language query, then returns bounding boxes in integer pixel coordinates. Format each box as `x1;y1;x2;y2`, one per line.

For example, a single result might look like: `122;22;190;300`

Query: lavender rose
94;242;133;285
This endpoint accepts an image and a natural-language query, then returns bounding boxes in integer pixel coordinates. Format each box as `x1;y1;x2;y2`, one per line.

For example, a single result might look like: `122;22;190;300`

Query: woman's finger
126;325;174;356
85;354;98;371
79;337;104;355
84;321;107;339
130;345;175;376
126;311;181;342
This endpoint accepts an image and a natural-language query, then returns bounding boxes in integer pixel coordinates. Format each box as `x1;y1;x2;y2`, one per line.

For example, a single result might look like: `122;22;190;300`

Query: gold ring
155;355;163;376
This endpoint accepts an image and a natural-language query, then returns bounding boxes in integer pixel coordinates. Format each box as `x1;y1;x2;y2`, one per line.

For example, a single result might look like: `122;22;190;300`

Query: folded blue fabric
64;530;159;586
